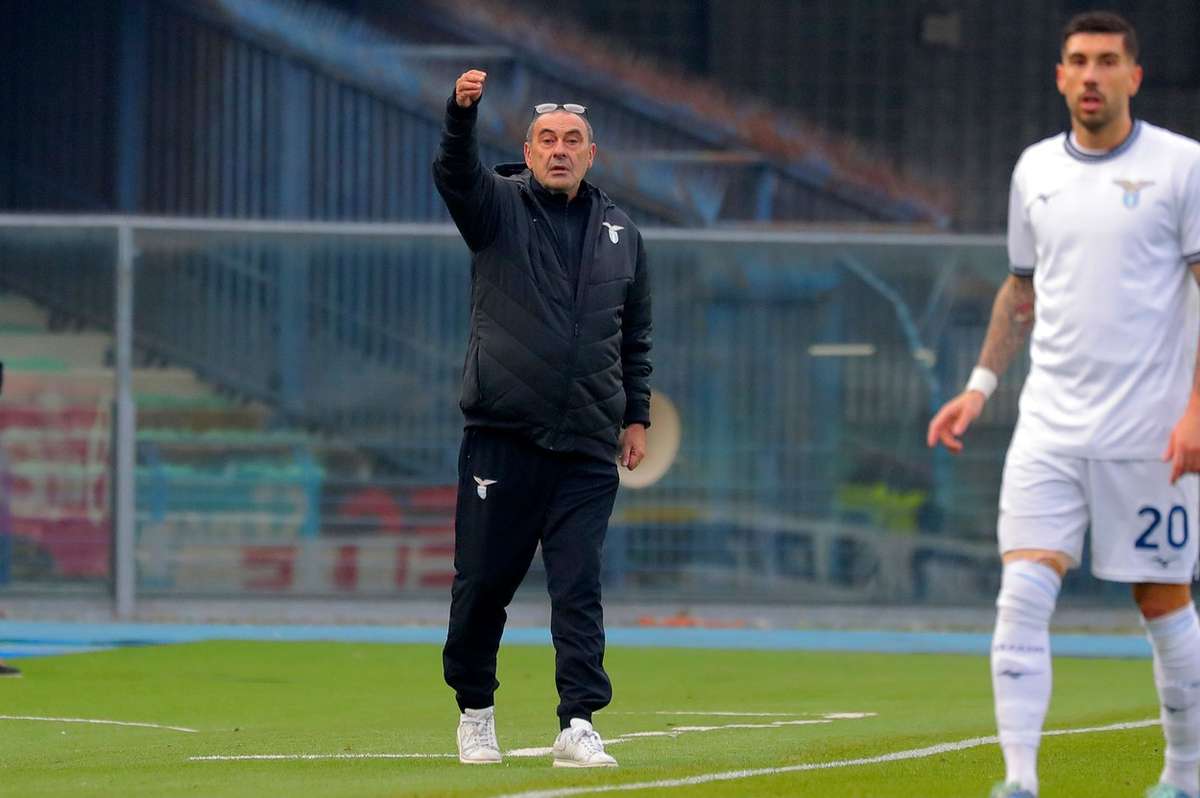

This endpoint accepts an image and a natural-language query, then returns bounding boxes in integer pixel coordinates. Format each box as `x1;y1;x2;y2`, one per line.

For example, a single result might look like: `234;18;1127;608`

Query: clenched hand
455;69;486;109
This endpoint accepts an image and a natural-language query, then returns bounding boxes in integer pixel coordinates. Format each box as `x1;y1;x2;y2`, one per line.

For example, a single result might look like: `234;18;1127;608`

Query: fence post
115;0;148;212
276;59;311;415
113;223;137;618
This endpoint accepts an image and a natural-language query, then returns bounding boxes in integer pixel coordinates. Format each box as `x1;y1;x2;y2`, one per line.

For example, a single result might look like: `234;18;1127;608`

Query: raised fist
455;69;487;108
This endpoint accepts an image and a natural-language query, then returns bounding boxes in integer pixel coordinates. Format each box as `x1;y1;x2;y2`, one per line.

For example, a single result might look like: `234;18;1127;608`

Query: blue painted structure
0;620;1153;659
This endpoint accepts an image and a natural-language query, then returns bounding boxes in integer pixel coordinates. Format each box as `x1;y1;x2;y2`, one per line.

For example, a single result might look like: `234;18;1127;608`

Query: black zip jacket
432;97;652;462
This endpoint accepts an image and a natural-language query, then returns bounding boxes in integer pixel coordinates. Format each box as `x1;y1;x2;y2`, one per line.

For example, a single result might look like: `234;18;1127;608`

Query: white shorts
998;444;1200;583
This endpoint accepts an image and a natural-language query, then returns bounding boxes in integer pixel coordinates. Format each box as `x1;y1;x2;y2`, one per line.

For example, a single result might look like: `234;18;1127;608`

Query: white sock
992;560;1061;794
1145;604;1200;797
462;706;494;719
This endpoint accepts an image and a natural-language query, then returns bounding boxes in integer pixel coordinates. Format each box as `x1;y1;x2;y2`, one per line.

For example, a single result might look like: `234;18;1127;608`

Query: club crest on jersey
474;476;497;500
1113;179;1154;208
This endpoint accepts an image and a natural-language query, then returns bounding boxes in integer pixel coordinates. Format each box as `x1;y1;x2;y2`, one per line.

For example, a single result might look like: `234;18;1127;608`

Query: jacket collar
494;163;609;208
495;164;614;310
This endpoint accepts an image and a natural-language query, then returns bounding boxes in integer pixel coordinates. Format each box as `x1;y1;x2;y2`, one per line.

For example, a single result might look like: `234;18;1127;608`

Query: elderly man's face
523;111;595;198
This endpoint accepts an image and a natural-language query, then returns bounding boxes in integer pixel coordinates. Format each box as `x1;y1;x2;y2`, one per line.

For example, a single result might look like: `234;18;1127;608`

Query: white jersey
1007;120;1200;458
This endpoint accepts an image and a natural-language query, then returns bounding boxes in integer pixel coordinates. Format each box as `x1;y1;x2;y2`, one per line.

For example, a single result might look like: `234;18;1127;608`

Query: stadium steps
195;0;942;226
0;292;49;333
0;291;338;580
357;0;945;226
1;288;455;567
2;332;111;369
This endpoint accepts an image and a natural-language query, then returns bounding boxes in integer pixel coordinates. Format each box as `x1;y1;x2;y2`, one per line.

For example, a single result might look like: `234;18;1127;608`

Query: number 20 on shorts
1135;505;1190;549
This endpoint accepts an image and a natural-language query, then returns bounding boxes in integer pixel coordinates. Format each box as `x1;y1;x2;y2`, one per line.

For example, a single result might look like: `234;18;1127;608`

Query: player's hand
926;391;986;454
1164;401;1200;483
455;69;487;108
621;424;647;470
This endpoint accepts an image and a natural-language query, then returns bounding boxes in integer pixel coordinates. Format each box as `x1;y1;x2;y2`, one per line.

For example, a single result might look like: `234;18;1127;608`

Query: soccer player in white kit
927;11;1200;798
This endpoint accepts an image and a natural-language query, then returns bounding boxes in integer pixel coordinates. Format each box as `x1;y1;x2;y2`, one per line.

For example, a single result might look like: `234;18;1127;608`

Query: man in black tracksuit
433;69;651;768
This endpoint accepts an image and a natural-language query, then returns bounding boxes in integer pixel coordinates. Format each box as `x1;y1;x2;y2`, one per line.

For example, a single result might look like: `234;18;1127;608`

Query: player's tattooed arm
926;274;1033;452
977;274;1035;376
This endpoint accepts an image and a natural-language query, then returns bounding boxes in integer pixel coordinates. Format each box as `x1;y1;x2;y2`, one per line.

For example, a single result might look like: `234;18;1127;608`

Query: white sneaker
457;706;501;764
552;718;617;768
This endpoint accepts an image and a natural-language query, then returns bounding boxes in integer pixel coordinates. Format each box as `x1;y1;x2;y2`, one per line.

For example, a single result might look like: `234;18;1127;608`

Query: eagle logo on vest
1113;179;1154;209
474;476;497;500
601;222;623;244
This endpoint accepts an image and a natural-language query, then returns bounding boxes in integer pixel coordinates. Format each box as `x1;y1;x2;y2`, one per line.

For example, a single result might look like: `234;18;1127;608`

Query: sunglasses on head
533;103;587;115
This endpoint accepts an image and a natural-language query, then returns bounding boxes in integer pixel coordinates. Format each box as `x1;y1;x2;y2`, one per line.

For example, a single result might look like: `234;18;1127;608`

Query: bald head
525;110;593;145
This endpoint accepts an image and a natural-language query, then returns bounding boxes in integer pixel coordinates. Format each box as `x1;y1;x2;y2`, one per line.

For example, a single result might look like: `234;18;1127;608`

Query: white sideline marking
611;711;876;719
508;747;555;757
191;711;875;762
191;753;456;761
491;719;1161;798
504;717;842;757
614;720;831;735
0;715;198;733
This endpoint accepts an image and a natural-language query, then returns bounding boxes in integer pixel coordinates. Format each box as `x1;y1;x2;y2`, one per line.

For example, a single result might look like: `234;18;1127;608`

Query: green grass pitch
0;641;1166;796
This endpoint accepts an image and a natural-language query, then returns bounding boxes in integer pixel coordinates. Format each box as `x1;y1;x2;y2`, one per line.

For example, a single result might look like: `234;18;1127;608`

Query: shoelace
574;728;605;755
463;717;498;752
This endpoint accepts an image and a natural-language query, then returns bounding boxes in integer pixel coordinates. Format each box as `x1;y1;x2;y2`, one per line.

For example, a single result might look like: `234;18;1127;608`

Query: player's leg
540;453;619;767
989;549;1069;798
1137;583;1200;798
991;446;1088;797
1091;461;1200;798
443;428;552;763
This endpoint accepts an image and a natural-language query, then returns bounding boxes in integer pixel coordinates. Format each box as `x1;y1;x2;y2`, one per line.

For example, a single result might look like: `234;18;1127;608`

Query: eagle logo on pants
474;476;497;500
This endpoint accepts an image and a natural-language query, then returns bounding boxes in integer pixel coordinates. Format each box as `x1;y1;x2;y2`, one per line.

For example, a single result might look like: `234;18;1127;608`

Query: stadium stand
0;0;948;228
0;287;456;594
2;0;1126;605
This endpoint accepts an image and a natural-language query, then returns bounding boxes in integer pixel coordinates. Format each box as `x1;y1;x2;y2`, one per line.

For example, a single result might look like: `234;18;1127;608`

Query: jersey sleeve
1006;163;1036;276
1180;146;1200;266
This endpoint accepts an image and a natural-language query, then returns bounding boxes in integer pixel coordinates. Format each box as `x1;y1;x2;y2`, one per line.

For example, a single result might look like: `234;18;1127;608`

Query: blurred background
1;0;1198;616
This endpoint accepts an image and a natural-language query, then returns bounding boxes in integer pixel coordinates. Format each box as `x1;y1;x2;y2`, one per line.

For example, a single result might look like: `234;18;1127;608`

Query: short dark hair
1061;10;1139;61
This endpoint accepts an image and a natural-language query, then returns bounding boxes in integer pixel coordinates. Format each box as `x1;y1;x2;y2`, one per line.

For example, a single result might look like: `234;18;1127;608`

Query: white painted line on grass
598;720;829;739
664;721;830;732
610;711;876;719
191;711;874;762
505;718;839;757
491;718;1161;798
190;753;456;761
508;747;555;757
0;715;198;733
612;711;802;717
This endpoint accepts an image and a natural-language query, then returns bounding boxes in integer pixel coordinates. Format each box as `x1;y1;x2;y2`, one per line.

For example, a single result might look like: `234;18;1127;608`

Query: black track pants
443;427;618;728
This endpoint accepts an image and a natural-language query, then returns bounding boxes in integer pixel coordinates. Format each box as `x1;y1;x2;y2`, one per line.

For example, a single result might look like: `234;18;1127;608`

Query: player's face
524;112;595;196
1056;33;1143;133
